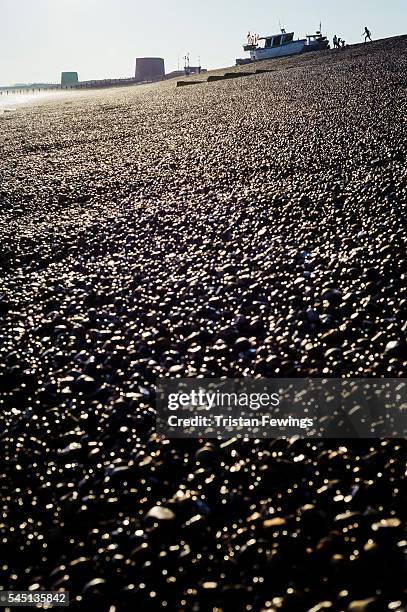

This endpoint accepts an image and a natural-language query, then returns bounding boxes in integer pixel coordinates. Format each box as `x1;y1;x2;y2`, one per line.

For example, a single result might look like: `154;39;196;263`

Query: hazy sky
1;0;406;85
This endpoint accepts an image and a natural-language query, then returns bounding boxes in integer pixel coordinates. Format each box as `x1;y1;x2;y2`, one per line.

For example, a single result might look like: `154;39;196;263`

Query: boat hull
250;40;306;61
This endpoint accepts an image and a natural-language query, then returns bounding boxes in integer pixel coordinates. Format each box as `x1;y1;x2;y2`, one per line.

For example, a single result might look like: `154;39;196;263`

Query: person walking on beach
333;34;338;49
364;26;372;42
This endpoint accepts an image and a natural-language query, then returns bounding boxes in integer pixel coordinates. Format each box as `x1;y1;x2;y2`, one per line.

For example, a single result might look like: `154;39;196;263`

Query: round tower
135;58;165;82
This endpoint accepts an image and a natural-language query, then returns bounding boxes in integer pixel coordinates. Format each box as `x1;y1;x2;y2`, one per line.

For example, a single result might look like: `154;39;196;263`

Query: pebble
347;599;381;612
145;506;176;522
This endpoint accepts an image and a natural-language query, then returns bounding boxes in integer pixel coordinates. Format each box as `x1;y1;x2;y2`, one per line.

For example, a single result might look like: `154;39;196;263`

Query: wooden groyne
177;68;276;87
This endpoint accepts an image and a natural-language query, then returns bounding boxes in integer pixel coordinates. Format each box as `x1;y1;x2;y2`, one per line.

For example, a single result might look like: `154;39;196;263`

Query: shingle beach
0;36;406;610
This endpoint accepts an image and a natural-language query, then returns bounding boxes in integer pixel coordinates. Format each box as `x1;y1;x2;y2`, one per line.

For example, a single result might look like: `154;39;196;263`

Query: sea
0;89;75;112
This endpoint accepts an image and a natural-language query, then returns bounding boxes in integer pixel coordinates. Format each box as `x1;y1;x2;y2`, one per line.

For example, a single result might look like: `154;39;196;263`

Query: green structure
61;72;79;86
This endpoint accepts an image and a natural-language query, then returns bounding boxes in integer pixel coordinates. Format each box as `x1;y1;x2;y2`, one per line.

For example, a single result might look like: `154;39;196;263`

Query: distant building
135;58;165;82
61;72;79;86
164;68;207;81
164;70;186;80
185;66;206;76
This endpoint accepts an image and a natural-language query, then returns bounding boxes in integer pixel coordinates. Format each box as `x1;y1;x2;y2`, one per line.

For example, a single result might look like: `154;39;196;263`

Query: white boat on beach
239;29;329;63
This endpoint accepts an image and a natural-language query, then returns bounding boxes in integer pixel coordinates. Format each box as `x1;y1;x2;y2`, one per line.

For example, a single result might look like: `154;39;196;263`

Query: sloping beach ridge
0;36;406;610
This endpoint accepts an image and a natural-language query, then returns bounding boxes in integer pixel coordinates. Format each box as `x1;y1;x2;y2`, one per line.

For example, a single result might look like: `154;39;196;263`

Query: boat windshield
258;32;296;49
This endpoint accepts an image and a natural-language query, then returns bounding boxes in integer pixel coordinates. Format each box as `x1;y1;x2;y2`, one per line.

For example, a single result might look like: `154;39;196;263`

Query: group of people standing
333;27;372;50
332;35;346;49
246;32;259;46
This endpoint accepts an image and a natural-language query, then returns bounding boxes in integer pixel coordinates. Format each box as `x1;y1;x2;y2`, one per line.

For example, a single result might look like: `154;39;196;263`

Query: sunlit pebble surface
0;36;406;611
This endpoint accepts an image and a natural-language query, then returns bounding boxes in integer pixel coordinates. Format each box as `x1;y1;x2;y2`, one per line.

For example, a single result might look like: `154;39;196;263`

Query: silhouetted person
364;27;372;42
341;39;346;48
333;35;338;49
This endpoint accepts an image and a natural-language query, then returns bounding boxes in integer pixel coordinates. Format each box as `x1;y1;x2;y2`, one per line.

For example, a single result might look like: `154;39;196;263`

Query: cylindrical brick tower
135;58;165;82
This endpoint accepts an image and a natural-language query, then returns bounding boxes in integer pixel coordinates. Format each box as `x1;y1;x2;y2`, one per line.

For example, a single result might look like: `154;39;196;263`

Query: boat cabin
305;31;330;51
262;32;294;48
244;31;295;52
